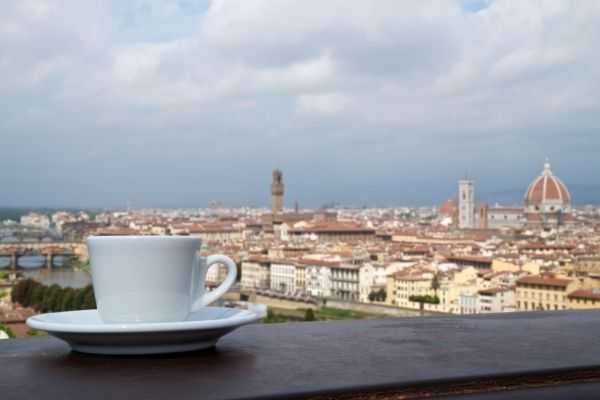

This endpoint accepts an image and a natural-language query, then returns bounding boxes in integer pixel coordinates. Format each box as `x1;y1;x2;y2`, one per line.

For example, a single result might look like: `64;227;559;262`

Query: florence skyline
2;1;600;208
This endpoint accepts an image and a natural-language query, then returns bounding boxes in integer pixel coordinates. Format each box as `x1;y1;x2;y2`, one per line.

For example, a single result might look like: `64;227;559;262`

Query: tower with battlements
271;169;284;216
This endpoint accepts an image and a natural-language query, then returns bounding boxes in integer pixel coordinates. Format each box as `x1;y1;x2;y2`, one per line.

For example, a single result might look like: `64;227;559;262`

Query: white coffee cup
87;236;237;323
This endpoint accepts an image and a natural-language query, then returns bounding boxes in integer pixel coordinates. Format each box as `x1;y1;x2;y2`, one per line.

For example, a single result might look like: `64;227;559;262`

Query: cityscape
1;160;599;337
3;1;600;398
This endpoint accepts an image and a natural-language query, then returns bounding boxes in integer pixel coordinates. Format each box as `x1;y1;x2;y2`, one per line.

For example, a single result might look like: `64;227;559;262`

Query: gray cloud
1;0;599;208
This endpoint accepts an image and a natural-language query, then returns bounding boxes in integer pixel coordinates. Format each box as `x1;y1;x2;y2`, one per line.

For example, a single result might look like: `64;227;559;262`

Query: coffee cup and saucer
27;236;265;355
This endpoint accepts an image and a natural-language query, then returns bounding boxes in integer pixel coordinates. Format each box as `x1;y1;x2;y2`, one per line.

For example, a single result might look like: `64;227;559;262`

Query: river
0;255;92;288
21;269;92;289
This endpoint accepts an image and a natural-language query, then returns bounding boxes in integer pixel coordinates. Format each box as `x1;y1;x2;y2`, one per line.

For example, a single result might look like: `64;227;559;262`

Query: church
444;160;574;230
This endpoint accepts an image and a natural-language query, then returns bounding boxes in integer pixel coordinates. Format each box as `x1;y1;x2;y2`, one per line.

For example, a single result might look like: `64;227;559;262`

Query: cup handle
193;254;237;309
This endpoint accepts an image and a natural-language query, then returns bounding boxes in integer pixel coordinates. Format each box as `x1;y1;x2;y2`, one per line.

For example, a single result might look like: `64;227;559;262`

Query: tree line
11;278;96;313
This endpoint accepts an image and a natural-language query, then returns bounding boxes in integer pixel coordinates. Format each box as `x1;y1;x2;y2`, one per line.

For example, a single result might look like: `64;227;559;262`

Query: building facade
515;275;577;311
486;208;525;229
241;257;271;290
387;270;433;309
358;263;387;303
478;287;516;313
302;260;335;298
330;264;360;301
270;260;296;293
568;289;600;309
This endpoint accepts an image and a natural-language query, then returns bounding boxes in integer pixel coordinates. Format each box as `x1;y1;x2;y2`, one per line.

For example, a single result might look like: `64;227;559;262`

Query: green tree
41;285;61;313
431;272;441;296
31;286;46;310
11;278;33;306
0;323;15;338
60;288;76;311
24;279;43;308
304;308;316;321
82;285;96;309
10;280;24;305
409;294;440;315
368;291;376;302
263;307;290;324
72;288;86;310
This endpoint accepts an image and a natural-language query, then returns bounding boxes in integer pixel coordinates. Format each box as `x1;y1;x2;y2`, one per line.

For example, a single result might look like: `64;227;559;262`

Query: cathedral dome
524;160;571;213
439;198;458;218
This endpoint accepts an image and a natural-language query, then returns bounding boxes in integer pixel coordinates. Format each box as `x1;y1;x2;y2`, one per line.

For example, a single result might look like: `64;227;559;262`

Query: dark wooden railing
2;310;600;399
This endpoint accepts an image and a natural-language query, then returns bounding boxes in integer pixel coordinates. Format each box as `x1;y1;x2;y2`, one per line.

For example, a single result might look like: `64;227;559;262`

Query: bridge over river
0;242;87;270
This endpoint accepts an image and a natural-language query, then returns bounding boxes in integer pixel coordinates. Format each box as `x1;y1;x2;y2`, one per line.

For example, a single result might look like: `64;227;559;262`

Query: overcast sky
1;0;599;208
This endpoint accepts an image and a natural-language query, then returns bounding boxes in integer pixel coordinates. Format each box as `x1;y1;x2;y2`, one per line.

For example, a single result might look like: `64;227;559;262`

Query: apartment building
515;275;578;311
301;259;336;298
358;262;387;303
270;259;297;293
330;264;360;301
568;289;600;309
241;256;271;290
478;287;516;313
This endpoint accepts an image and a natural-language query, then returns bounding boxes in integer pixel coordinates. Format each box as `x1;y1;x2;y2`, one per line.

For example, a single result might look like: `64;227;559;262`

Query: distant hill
0;208;36;222
0;207;99;222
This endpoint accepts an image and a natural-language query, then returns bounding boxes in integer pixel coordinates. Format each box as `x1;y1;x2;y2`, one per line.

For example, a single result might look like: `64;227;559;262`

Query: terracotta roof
270;258;298;265
94;227;140;236
439;199;458;217
568;289;600;301
479;287;512;295
519;243;575;251
289;223;375;234
404;247;430;255
393;273;430;281
445;255;493;264
188;223;238;233
517;275;572;288
243;256;271;264
296;259;341;267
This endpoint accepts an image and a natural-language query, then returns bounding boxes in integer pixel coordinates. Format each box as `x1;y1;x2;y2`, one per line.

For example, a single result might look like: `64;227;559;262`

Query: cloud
296;93;352;115
1;0;600;207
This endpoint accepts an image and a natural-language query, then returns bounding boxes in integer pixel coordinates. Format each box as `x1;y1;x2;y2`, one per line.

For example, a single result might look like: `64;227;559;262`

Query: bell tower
458;178;474;229
271;169;284;215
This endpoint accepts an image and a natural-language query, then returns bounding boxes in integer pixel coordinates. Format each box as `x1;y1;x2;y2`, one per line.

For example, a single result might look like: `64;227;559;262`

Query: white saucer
26;304;266;355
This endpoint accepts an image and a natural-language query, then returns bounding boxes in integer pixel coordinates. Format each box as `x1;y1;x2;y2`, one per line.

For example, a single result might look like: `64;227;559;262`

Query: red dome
439;198;458;217
524;161;571;206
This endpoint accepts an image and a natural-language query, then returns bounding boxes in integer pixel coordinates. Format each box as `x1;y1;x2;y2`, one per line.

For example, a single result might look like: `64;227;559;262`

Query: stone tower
271;169;284;215
458;178;474;229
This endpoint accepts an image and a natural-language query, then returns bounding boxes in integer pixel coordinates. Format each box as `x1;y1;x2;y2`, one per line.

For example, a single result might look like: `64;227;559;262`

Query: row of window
572;298;600;305
331;272;358;279
333;283;358;291
517;301;566;311
518;291;565;301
